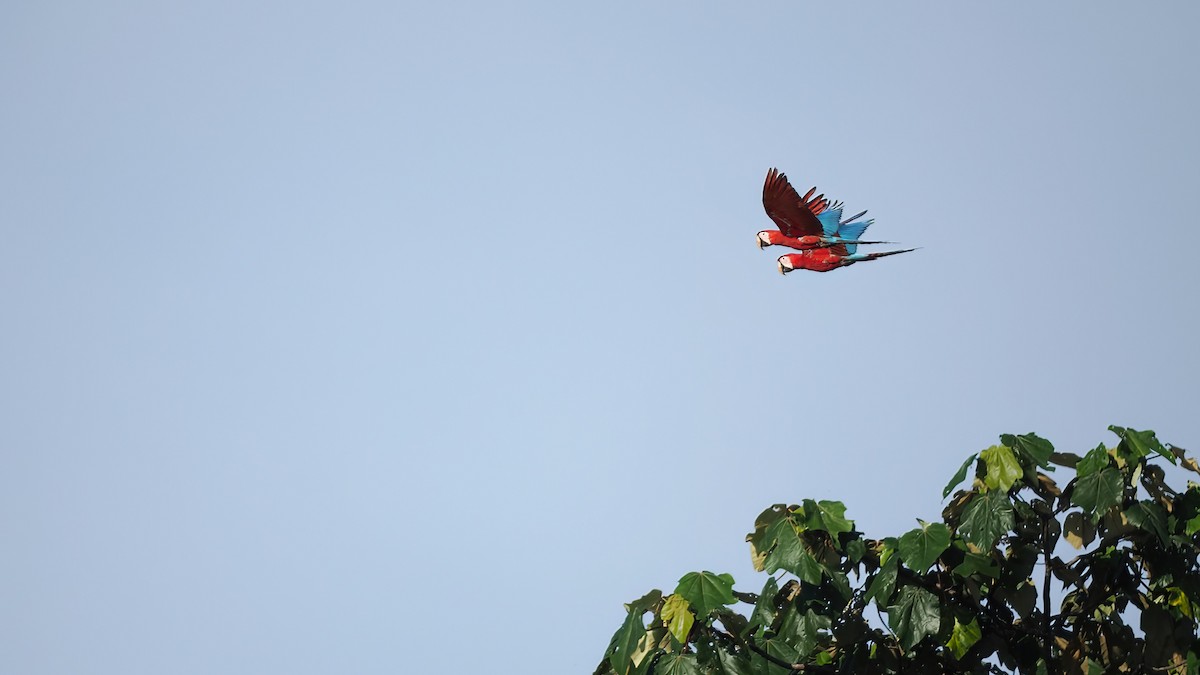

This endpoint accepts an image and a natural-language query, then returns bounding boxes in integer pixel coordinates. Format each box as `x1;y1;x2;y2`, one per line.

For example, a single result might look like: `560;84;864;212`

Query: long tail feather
848;247;919;262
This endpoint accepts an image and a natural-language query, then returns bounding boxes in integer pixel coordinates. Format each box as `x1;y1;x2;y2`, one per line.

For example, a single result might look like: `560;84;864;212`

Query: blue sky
2;2;1198;673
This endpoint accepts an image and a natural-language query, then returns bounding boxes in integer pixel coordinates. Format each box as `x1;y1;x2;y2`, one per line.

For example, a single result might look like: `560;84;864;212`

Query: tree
595;426;1200;675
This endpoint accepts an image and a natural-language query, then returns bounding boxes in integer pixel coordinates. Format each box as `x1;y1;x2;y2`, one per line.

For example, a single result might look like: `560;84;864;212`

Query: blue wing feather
816;208;843;237
837;218;873;255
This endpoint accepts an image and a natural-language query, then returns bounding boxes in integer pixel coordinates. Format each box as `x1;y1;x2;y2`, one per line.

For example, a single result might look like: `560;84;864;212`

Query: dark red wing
763;168;825;238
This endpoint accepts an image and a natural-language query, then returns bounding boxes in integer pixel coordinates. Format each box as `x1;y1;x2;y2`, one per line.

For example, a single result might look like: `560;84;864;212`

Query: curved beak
756;236;765;250
777;260;788;275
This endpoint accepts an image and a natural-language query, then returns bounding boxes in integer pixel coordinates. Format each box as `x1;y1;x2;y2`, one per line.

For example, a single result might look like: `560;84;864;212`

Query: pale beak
757;236;765;250
778;261;787;275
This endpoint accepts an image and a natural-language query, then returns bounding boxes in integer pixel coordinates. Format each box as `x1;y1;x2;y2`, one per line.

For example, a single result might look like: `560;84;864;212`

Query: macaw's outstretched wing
836;212;874;256
816;207;844;237
762;168;826;239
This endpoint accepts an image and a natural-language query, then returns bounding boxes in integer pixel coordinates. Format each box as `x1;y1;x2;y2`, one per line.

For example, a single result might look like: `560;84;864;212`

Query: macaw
777;246;917;274
757;168;887;251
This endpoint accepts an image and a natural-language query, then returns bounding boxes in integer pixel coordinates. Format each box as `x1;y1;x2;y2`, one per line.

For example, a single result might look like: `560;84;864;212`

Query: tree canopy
595;426;1199;675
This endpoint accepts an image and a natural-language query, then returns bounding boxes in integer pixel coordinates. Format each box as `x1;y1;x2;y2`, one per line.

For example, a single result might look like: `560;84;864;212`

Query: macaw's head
756;231;778;249
777;254;796;275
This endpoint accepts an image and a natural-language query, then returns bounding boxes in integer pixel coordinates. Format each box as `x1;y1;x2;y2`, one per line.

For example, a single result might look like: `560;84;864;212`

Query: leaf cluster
595;427;1200;675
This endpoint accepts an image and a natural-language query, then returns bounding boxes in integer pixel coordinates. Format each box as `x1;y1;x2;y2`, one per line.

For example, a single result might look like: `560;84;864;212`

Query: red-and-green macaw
777;246;917;274
756;168;886;251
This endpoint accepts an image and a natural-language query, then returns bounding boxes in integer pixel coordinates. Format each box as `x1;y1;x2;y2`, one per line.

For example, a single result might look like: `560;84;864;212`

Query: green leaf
845;538;866;563
1003;433;1055;467
1110;425;1165;461
1063;511;1097;549
801;499;853;539
980;444;1021;491
661;595;694;645
866;555;899;606
761;518;822;583
655;652;701;675
1125;501;1169;544
607;606;648;675
1167;587;1193;618
754;637;798;675
999;580;1037;619
675;571;735;617
879;538;898;566
944;453;978;498
1071;467;1123;516
952;551;1000;579
898;520;952;572
1076;444;1111;477
946;617;982;659
710;644;753;675
828;570;852;601
1186;514;1200;536
627;590;662;613
747;505;789;571
780;608;831;657
887;585;941;650
747;576;779;635
958;490;1014;550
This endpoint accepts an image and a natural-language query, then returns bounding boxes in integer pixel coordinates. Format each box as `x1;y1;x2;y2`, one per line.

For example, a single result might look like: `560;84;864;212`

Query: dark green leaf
707;643;753;675
944;453;979;498
801;499;853;539
997;580;1037;619
1071;467;1123;516
1050;452;1081;468
952;551;1000;579
845;538;866;563
887;585;941;650
754;637;798;675
865;555;899;606
1063;511;1096;549
762;520;822;584
1110;425;1164;461
1004;433;1055;467
898;520;952;572
675;571;735;617
828;570;852;601
747;576;779;635
980;444;1021;492
655;652;701;675
780;608;831;657
607;607;648;675
958;491;1014;550
1125;501;1169;544
627;590;662;613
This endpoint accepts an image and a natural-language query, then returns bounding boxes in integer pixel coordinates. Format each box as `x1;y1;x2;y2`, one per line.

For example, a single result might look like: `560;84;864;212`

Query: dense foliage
595;426;1200;675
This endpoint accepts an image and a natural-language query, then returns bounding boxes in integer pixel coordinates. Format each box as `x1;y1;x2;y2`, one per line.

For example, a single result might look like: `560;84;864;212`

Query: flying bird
757;168;887;251
777;246;917;274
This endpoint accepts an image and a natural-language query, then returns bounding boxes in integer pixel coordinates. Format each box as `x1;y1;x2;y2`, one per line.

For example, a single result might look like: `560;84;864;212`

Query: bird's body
777;247;917;274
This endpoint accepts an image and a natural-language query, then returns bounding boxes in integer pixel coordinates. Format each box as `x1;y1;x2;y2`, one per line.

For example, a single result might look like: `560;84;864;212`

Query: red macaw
777;246;916;274
757;168;887;251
